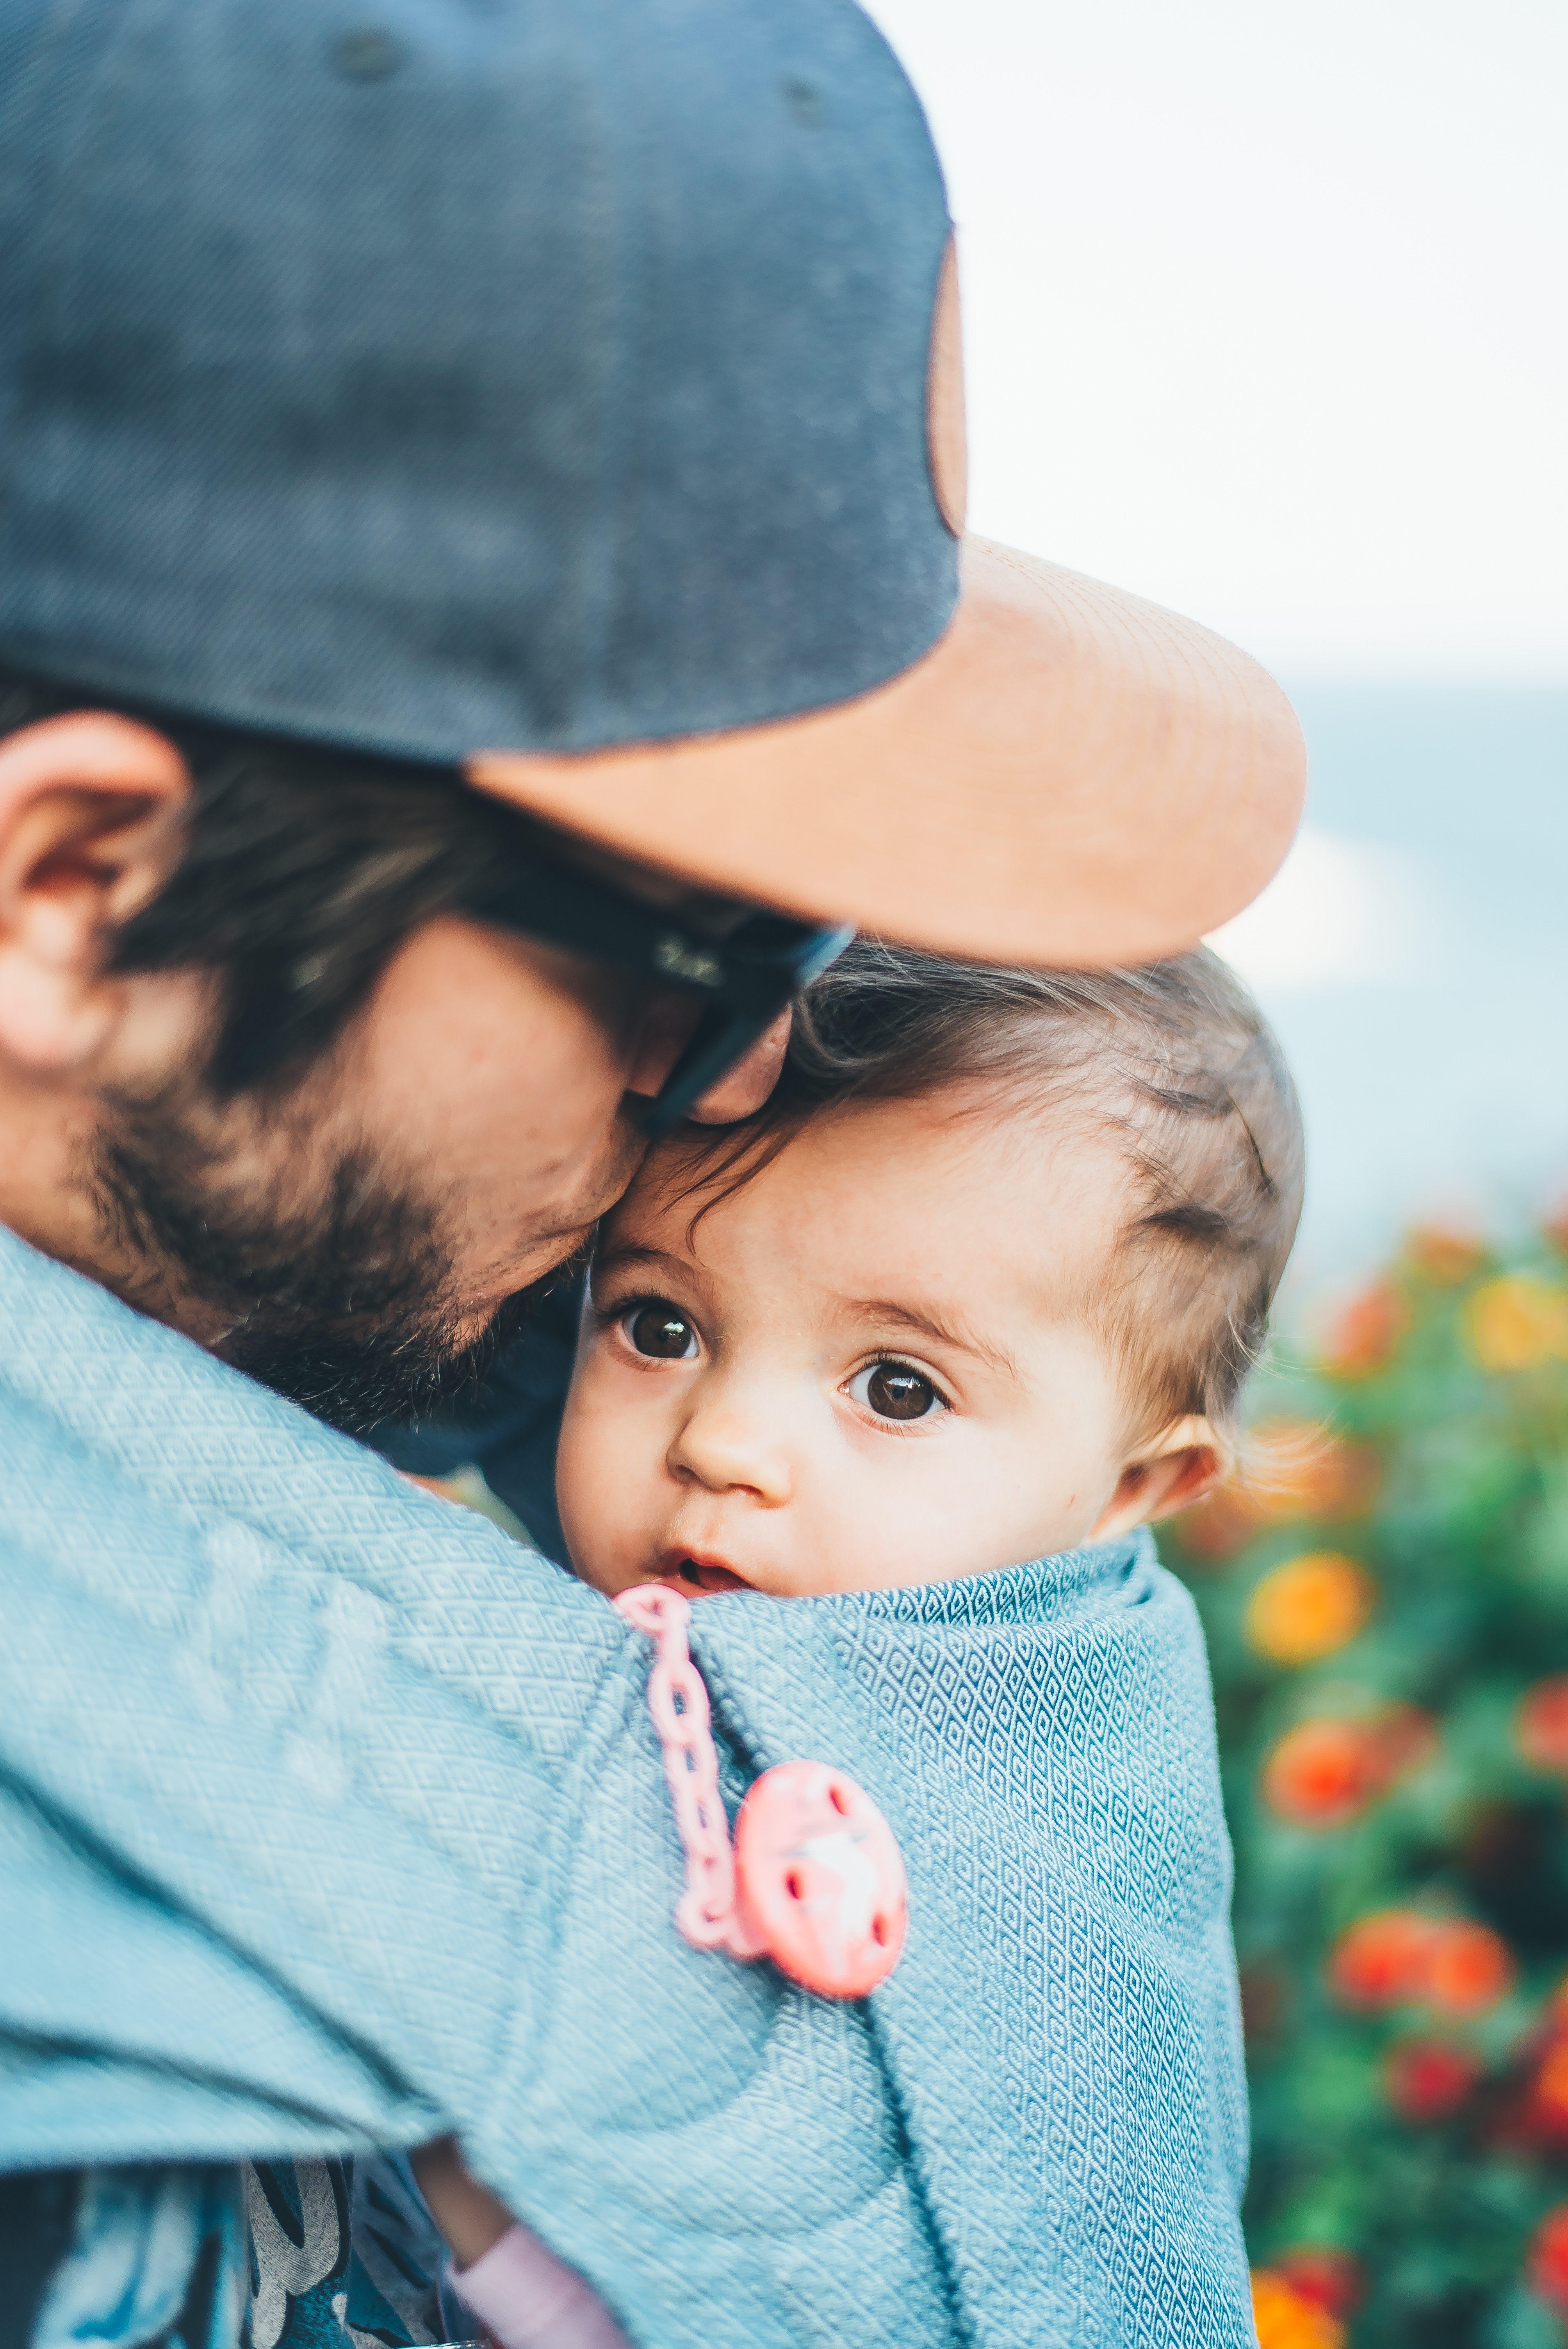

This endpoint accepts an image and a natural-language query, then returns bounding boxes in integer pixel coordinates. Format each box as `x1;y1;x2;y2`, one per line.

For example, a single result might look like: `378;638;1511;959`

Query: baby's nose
668;1393;793;1504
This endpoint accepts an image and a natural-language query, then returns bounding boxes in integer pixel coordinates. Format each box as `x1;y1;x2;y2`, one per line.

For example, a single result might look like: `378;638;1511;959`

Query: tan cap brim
468;535;1305;968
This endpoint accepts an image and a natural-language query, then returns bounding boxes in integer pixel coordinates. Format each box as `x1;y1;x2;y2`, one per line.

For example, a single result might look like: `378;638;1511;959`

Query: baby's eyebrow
841;1296;1020;1382
593;1240;692;1283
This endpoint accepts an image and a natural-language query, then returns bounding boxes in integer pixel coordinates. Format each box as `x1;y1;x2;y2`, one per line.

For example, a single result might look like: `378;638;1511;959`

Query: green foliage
1165;1226;1568;2349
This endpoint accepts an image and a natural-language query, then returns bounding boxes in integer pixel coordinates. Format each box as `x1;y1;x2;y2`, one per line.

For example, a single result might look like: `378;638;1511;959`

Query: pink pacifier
613;1584;907;1998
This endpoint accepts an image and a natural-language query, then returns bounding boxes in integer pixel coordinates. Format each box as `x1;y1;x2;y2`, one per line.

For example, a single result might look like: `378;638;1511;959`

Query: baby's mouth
657;1553;749;1597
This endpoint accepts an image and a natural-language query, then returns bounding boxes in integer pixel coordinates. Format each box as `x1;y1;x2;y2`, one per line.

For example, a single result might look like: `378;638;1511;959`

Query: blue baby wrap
0;1226;1252;2345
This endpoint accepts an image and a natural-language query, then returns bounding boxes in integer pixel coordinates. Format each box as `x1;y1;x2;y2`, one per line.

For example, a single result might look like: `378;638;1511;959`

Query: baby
559;937;1301;1606
431;936;1303;2346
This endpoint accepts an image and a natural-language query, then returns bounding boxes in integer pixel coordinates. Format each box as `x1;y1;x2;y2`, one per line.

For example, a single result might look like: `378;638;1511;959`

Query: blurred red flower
1384;2038;1480;2123
1251;2270;1345;2349
1525;2032;1568;2144
1329;1909;1436;2007
1529;2205;1568;2313
1273;2246;1364;2320
1518;1678;1568;1774
1319;1283;1408;1378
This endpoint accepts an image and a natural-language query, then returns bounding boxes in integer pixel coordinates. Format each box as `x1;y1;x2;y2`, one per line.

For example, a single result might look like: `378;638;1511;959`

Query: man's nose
623;997;793;1123
686;1006;792;1124
622;990;706;1102
668;1384;793;1504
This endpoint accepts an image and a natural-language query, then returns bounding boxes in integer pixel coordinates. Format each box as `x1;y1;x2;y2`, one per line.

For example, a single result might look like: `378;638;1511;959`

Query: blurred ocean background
387;16;1568;2317
841;11;1568;2333
1212;685;1568;1284
862;0;1565;1309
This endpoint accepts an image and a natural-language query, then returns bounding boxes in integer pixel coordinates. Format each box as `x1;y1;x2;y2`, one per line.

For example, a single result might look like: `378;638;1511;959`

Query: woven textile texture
0;1226;1251;2346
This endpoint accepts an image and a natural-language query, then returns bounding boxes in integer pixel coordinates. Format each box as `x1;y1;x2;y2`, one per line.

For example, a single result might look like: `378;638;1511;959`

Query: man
0;0;1303;2338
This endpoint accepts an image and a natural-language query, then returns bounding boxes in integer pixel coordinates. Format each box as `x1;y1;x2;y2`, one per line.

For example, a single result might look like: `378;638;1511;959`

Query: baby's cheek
820;1454;977;1592
836;1429;1076;1590
555;1378;625;1585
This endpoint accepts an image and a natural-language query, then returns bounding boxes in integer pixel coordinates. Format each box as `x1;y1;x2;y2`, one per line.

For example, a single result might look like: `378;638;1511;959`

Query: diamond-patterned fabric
0;1226;1251;2345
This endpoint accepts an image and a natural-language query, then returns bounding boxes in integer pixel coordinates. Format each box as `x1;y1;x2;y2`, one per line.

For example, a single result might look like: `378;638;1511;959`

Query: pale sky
865;0;1567;681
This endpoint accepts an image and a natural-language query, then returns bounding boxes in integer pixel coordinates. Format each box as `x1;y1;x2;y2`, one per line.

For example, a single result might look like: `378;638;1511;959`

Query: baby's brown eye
625;1302;697;1360
862;1362;941;1421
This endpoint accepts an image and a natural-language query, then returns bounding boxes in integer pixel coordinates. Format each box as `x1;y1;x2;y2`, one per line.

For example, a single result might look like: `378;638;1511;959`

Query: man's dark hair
673;936;1306;1441
0;665;553;1093
0;665;597;1431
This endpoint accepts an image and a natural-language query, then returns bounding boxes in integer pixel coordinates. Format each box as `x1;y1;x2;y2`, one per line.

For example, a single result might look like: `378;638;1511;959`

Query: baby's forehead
611;1089;1134;1299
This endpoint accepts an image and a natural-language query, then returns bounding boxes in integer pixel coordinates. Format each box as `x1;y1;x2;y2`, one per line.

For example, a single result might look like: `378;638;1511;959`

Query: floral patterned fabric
9;2155;467;2349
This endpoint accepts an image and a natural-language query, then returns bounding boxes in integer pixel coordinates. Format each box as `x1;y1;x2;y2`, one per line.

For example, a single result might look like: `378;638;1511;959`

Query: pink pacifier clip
612;1583;907;1998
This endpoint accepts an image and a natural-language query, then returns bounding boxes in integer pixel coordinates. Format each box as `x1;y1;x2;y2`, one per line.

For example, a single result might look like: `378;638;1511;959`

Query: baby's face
557;1089;1177;1601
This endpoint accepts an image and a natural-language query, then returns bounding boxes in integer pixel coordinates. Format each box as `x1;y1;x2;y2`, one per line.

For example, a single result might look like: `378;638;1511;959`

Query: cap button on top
328;27;406;81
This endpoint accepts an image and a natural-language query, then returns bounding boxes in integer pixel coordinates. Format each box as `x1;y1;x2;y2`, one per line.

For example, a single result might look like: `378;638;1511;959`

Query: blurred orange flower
1384;2037;1480;2122
1529;2205;1568;2313
1246;1552;1375;1665
1319;1282;1407;1378
1329;1909;1513;2016
1251;2270;1345;2349
1465;1275;1568;1372
1329;1908;1436;2007
1263;1720;1379;1828
1424;1918;1515;2016
1404;1225;1487;1286
1177;1423;1381;1562
1247;1418;1383;1524
1263;1707;1435;1830
1518;1678;1568;1774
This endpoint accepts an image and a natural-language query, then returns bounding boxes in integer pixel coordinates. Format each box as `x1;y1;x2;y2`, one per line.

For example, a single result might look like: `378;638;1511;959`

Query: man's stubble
89;1077;578;1435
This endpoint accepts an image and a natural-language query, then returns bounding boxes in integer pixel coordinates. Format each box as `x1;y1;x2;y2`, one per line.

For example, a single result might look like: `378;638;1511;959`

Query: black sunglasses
463;852;853;1137
0;679;855;1129
34;668;852;1136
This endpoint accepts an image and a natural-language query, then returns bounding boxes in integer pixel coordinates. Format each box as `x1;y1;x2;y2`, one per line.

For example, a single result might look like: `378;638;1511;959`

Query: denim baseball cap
0;0;1303;963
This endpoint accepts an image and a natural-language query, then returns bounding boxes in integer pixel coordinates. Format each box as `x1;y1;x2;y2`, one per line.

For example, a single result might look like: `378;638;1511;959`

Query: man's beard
91;1089;576;1436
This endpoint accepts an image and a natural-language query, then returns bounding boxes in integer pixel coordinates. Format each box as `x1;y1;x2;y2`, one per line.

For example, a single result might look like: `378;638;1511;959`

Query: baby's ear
1089;1415;1230;1542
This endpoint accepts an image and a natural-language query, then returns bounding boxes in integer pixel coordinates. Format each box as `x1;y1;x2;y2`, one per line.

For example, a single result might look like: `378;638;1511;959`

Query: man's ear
0;712;190;1075
1089;1414;1231;1542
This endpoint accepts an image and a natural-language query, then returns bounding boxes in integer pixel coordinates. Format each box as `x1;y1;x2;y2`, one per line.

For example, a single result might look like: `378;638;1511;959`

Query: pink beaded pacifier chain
612;1583;907;1999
